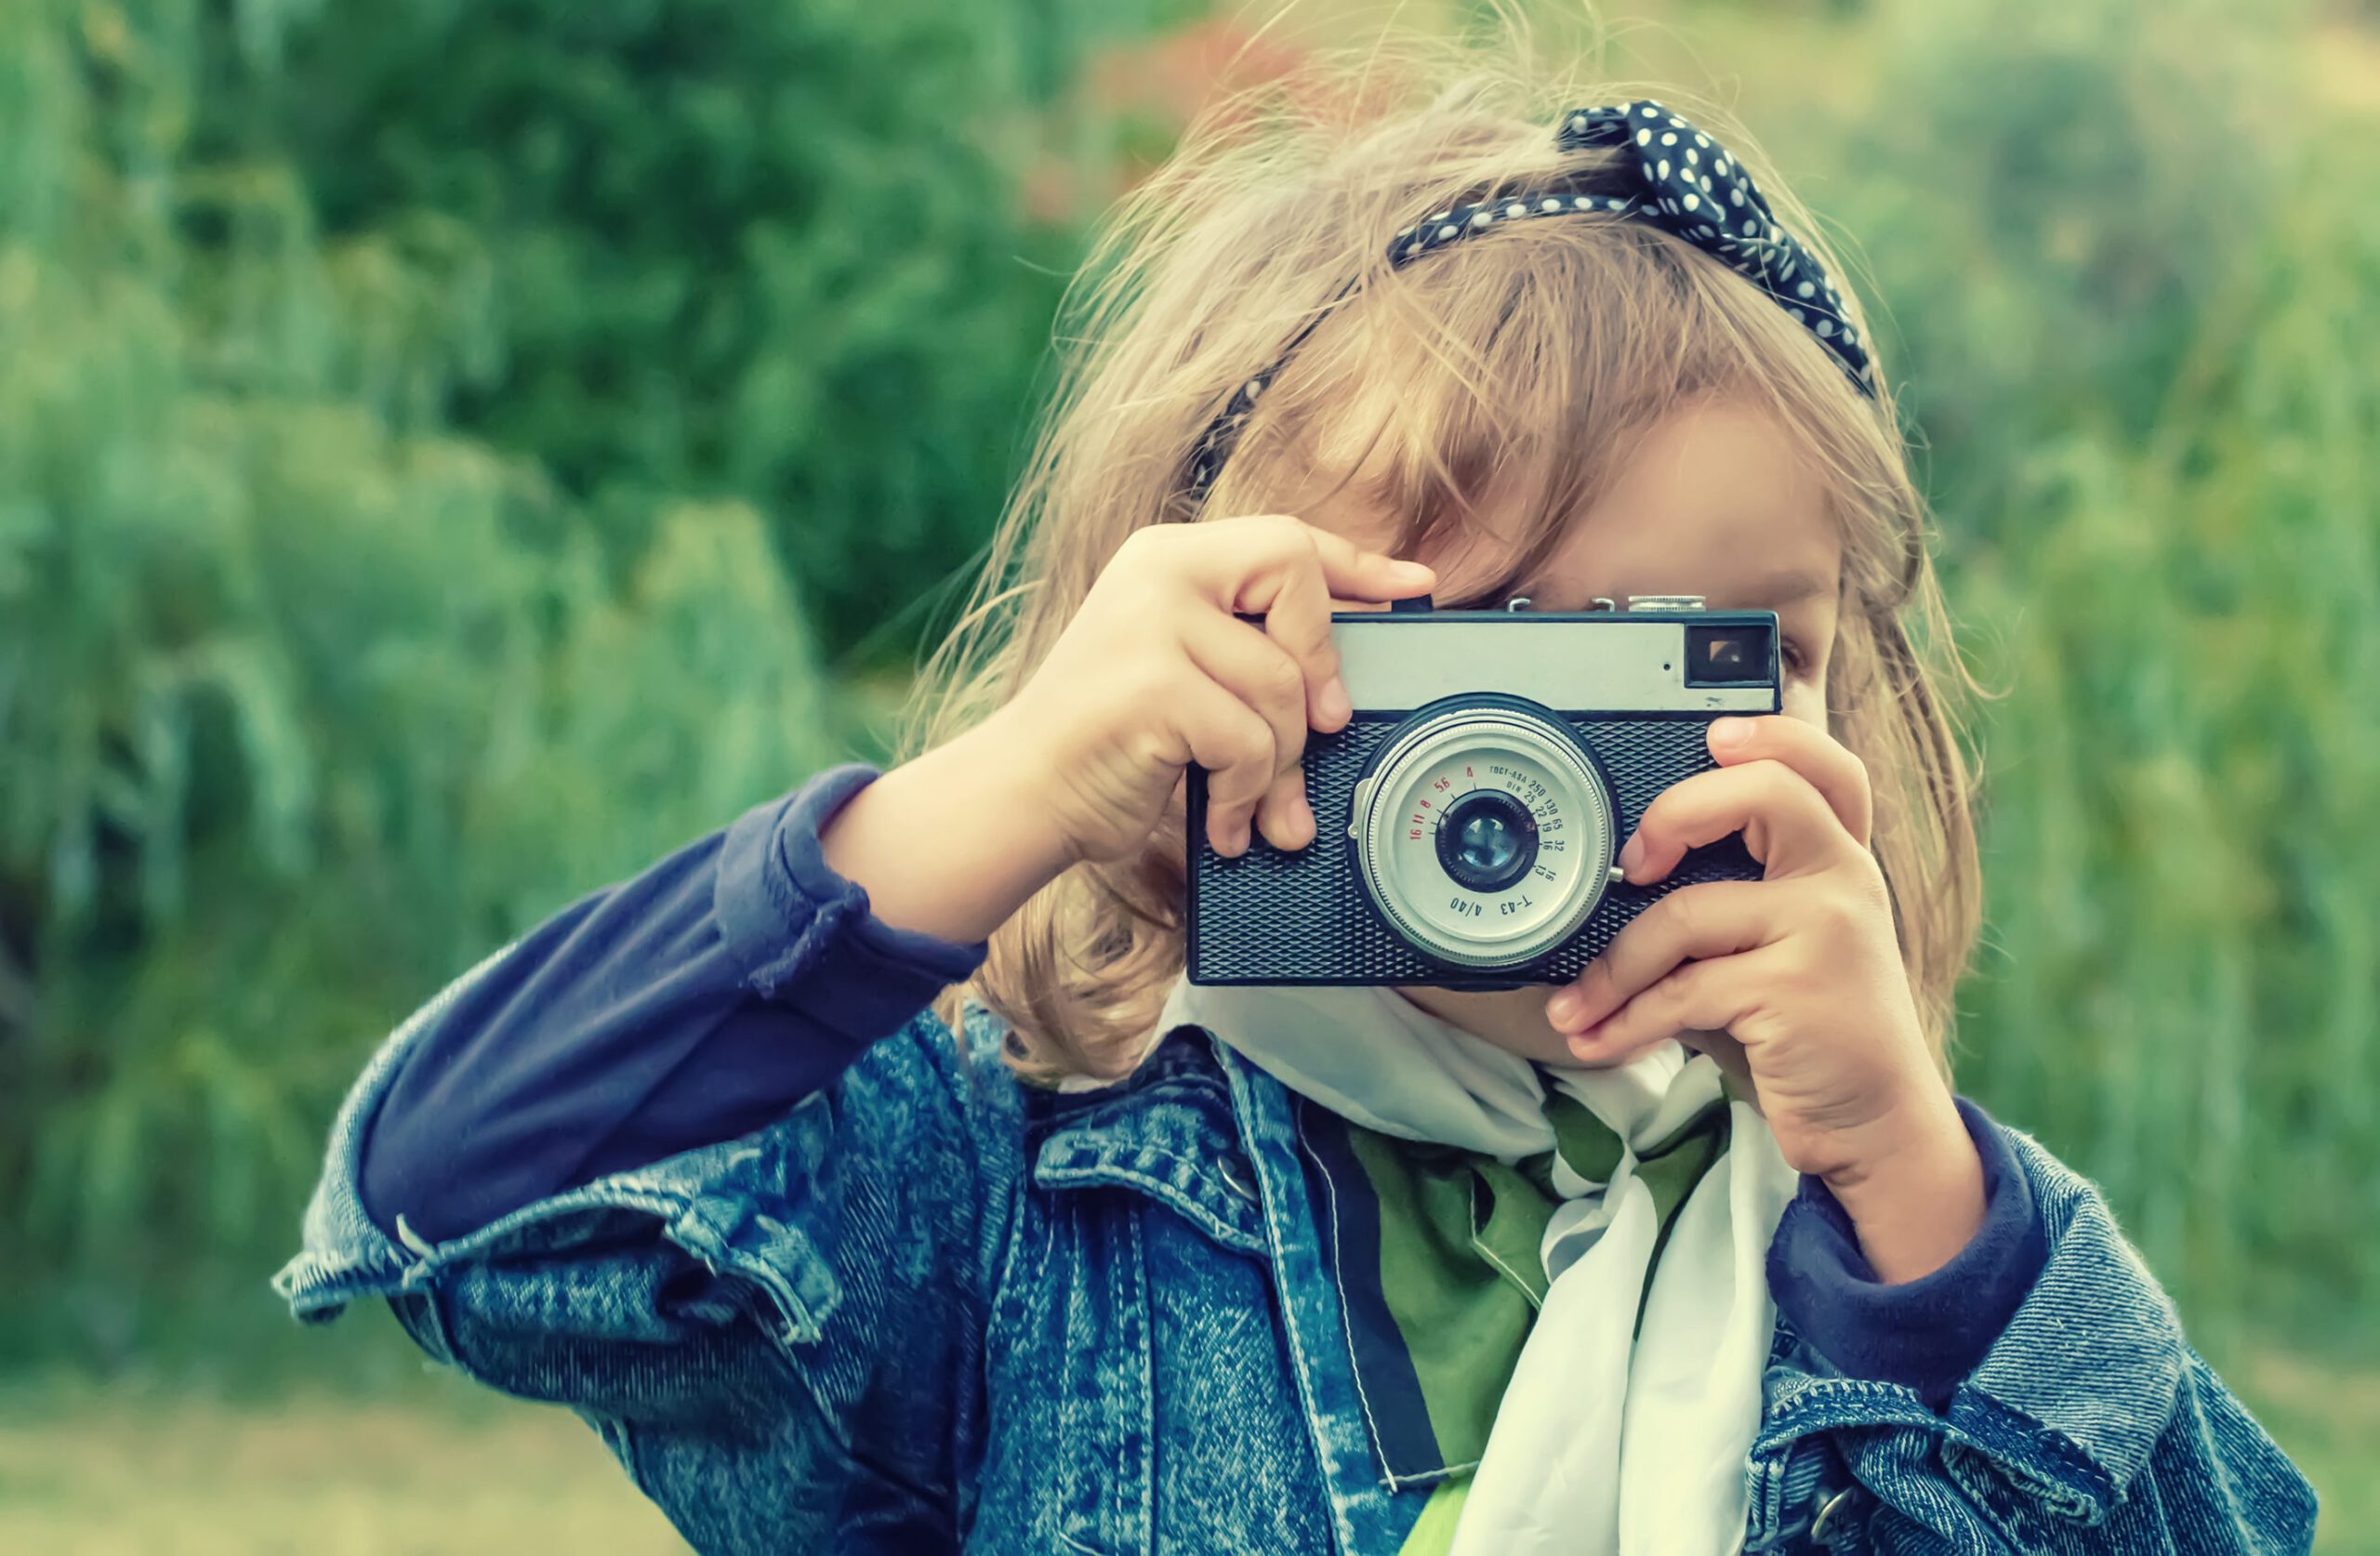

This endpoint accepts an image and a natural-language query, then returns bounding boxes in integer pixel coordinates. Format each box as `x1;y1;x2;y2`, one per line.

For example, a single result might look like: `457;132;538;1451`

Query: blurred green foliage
0;0;1144;1362
1;0;2373;1374
209;0;1096;653
1826;0;2380;1330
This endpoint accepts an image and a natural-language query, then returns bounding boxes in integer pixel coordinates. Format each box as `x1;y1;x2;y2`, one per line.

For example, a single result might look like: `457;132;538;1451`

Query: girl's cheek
1780;679;1831;736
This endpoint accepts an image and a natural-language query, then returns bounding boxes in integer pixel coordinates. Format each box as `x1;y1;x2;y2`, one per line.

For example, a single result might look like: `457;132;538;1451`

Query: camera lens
1348;696;1620;970
1435;789;1539;893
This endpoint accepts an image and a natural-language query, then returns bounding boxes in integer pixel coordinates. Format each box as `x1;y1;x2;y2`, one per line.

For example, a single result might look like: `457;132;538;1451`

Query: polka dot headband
1183;100;1875;502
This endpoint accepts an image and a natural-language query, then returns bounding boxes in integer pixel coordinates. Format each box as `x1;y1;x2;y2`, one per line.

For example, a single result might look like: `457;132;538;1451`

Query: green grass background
3;1329;2374;1554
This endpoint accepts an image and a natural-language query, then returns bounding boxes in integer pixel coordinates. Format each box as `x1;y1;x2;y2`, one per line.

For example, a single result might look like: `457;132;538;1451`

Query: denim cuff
715;762;990;1046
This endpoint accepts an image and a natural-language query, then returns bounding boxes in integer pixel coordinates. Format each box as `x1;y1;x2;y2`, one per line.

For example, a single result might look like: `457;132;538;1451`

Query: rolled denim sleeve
1752;1127;2319;1553
278;765;1019;1549
716;762;991;1034
360;762;987;1246
275;990;1026;1549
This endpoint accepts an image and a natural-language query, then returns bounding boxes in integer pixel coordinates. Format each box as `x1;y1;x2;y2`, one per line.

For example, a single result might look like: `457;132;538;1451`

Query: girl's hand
1543;714;1985;1280
985;515;1435;866
821;516;1432;947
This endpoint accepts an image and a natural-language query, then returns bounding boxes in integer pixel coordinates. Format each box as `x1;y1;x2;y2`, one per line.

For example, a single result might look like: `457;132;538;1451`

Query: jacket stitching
1034;1151;1265;1252
1294;1095;1411;1493
1217;1048;1366;1556
1124;1206;1154;1555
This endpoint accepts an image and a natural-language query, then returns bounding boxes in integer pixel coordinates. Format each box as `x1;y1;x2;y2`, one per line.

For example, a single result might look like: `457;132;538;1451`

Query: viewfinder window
1683;623;1775;686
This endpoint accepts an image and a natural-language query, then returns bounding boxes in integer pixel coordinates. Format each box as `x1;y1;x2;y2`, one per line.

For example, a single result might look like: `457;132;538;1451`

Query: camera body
1185;594;1778;988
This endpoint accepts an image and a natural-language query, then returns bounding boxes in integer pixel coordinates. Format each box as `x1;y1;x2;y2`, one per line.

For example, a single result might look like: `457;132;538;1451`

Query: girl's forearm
817;720;1076;945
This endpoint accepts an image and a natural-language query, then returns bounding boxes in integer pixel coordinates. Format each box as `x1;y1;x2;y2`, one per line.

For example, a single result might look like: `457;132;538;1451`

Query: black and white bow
1184;100;1872;502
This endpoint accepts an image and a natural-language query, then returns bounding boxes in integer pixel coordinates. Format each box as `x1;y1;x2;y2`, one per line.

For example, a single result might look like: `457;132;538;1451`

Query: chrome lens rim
1350;704;1618;969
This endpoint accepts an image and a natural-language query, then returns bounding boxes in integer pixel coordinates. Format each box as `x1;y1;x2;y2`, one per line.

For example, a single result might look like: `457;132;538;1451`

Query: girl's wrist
1818;1084;1988;1284
818;723;1074;945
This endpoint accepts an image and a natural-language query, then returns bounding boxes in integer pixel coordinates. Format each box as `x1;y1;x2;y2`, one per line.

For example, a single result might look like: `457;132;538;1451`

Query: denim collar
1025;1027;1266;1257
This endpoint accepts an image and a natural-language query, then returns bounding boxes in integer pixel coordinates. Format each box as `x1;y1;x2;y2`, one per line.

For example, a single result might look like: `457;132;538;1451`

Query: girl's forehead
1421;399;1842;612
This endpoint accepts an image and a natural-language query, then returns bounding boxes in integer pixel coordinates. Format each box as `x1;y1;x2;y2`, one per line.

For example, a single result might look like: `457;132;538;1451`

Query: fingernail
1710;717;1751;749
1617;833;1646;877
1547;989;1584;1027
1318;678;1352;724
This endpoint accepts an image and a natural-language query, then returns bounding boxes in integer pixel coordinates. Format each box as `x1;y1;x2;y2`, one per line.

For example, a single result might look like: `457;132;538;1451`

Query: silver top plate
1332;615;1778;714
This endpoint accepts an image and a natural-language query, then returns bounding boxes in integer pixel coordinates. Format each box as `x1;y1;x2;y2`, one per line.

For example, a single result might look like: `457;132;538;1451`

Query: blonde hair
912;36;1978;1081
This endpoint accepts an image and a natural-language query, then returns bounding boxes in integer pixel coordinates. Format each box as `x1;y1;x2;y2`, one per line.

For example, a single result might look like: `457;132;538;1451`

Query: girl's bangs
1223;218;1900;604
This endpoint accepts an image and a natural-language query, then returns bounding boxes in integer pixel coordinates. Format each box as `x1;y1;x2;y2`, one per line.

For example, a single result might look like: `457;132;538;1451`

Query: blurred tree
1839;0;2274;545
0;0;845;1357
203;0;1174;660
0;0;1200;1367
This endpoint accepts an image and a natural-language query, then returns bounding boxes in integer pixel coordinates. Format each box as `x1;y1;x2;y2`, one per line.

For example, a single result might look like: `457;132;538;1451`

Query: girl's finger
1279;519;1437;604
1564;947;1784;1065
1185;614;1310;768
1250;768;1316;852
1168;670;1278;854
1193;517;1342;731
1185;516;1433;731
1255;539;1350;733
1706;715;1872;845
1620;758;1857;885
1545;879;1779;1034
1182;616;1320;851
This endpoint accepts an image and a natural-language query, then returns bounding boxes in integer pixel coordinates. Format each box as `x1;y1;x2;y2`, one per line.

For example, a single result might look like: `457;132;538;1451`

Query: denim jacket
278;956;2316;1554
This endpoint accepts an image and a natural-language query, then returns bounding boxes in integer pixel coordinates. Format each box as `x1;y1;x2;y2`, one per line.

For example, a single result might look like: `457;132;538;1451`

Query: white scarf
1157;975;1798;1556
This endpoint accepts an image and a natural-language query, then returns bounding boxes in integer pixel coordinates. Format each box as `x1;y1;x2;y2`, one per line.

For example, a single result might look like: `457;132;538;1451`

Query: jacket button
1809;1485;1859;1544
1219;1155;1260;1203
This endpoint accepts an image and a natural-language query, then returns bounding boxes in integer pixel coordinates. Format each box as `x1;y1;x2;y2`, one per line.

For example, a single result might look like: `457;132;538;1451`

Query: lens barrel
1347;695;1619;970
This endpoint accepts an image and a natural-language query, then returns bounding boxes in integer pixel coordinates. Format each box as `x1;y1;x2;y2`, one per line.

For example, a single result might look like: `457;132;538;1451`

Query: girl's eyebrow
1712;566;1838;608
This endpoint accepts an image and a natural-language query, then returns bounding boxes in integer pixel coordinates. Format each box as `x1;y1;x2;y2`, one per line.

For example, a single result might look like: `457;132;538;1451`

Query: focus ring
1349;700;1618;969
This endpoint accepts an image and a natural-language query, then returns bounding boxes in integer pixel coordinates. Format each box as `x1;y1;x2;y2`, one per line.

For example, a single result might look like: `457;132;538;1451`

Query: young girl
278;48;2316;1556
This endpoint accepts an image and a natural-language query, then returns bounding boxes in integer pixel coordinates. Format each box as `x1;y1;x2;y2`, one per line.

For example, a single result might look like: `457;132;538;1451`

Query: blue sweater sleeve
358;763;989;1246
1765;1097;2049;1411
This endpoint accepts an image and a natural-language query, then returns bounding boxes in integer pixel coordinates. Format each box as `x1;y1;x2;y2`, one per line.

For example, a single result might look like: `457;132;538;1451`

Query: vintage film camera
1186;595;1777;988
